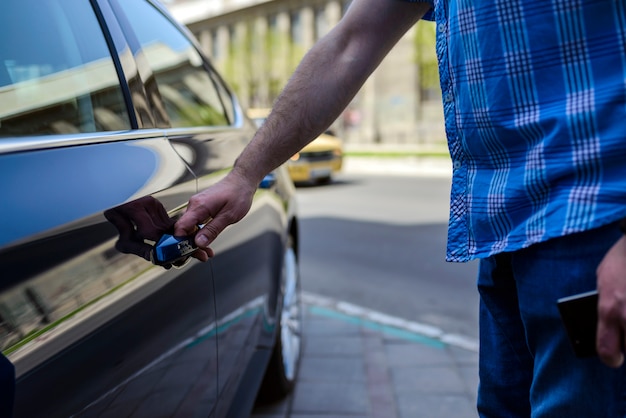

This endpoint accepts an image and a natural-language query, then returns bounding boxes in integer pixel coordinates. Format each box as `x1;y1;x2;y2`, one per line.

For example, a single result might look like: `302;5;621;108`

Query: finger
130;202;173;241
191;247;213;261
146;197;176;231
596;319;624;368
104;208;137;242
193;217;232;249
115;240;153;261
175;206;215;236
113;197;174;240
135;208;174;241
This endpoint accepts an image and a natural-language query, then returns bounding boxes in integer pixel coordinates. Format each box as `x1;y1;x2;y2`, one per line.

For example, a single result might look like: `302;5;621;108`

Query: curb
342;155;452;177
303;292;479;352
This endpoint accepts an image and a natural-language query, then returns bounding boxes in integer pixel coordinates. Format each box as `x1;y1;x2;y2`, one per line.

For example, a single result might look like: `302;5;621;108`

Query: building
164;0;445;146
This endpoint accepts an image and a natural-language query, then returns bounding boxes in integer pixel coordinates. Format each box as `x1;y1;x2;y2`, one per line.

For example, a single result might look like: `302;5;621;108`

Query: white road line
302;291;479;352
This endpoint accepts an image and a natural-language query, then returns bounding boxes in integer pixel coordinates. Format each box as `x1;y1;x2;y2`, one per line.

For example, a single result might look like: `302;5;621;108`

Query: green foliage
413;21;439;97
217;18;439;107
219;21;303;106
171;103;228;127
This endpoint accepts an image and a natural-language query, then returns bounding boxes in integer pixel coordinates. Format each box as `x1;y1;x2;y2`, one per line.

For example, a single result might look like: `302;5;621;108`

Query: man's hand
104;196;175;262
104;195;209;267
175;170;257;258
596;235;626;367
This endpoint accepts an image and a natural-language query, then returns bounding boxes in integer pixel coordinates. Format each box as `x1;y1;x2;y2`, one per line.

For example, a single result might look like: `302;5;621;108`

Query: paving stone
251;301;479;418
291;381;369;415
390;366;468;394
385;342;451;367
304;335;364;357
396;394;477;418
303;317;362;336
298;356;366;383
448;345;480;365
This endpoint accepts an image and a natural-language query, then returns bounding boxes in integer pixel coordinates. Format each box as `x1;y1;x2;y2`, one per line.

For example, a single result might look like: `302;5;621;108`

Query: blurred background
163;0;445;148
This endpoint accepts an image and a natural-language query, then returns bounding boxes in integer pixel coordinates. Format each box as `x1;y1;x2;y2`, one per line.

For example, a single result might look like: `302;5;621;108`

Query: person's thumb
193;220;224;249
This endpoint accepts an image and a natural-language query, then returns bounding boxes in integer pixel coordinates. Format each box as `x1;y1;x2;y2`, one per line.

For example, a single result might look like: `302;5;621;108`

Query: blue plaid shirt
407;0;626;261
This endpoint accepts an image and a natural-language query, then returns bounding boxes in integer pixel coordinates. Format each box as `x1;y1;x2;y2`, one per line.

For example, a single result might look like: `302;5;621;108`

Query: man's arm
233;0;431;184
175;0;431;252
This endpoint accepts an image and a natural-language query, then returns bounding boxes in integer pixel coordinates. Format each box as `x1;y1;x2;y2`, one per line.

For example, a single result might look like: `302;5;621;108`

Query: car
0;1;302;417
247;108;343;185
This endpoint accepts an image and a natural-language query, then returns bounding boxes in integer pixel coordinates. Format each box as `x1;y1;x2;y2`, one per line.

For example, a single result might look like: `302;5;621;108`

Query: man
176;0;626;415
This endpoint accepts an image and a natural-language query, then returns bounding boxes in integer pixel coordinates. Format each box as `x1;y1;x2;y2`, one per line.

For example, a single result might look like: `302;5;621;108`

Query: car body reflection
0;0;301;416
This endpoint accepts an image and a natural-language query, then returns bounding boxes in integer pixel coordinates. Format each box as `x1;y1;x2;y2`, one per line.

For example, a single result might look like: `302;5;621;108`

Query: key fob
151;233;198;266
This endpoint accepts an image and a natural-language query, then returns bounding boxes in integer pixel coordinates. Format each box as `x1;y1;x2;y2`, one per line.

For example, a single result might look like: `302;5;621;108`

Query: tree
219;19;304;108
413;21;439;101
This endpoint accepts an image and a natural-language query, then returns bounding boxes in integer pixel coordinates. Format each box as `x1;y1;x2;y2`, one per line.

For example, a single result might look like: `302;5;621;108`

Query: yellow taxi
247;108;343;184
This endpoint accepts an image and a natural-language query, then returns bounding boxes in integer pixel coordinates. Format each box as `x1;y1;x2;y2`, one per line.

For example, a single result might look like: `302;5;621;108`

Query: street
251;165;481;418
297;170;480;341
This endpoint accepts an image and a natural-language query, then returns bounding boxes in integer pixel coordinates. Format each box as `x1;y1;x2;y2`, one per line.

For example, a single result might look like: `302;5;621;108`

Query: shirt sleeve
397;0;434;21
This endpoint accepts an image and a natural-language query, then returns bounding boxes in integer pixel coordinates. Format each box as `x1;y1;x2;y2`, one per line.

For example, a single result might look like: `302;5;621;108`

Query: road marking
302;291;479;352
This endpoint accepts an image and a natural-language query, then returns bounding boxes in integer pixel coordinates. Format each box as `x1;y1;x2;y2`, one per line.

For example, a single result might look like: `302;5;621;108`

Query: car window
0;0;130;137
114;0;233;128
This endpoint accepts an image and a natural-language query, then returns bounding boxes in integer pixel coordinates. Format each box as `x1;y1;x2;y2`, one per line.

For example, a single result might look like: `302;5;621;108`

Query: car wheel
316;175;332;185
256;235;302;404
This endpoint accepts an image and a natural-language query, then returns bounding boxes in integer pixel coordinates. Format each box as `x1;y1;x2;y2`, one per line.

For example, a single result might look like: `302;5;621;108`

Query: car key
151;225;204;266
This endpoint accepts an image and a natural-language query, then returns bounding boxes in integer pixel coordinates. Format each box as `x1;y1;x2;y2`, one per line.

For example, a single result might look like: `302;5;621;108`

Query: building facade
164;0;445;146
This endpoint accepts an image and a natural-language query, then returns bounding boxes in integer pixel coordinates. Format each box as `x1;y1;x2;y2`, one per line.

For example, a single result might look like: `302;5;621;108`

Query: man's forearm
232;35;366;184
233;0;430;184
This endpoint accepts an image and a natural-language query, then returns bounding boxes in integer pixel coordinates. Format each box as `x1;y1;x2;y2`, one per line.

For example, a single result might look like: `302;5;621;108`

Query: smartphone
557;290;598;358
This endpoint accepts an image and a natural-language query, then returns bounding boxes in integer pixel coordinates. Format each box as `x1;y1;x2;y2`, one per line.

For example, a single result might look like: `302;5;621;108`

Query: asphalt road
296;168;480;341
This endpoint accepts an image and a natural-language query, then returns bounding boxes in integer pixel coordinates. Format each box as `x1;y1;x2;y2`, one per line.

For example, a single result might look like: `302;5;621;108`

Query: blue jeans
477;222;626;417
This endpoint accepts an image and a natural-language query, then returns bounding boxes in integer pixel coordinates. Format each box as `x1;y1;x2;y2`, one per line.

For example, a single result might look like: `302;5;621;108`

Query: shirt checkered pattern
405;0;626;261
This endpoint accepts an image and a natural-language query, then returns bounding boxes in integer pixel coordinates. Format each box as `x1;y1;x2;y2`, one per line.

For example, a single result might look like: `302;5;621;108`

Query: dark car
0;0;302;417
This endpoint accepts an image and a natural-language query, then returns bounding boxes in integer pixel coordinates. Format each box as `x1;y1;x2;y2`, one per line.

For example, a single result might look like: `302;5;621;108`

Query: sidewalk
251;150;478;418
251;293;479;418
341;143;453;178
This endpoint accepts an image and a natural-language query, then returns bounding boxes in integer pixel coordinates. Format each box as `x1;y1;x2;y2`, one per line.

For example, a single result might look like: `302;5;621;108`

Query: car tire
317;175;332;185
256;235;302;404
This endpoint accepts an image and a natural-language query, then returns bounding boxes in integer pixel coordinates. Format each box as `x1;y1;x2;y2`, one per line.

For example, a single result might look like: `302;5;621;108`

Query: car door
0;1;218;416
106;1;294;414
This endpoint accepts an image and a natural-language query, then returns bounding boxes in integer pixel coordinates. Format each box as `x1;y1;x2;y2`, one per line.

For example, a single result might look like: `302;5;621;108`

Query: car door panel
1;0;298;415
104;0;291;409
0;134;218;418
175;130;294;415
165;109;293;414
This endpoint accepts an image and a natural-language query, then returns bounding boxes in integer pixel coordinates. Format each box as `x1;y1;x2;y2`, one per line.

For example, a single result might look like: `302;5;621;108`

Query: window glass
115;0;232;128
0;0;130;137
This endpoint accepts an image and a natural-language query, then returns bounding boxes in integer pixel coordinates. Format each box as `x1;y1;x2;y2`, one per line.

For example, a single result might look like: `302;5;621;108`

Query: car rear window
0;0;130;137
